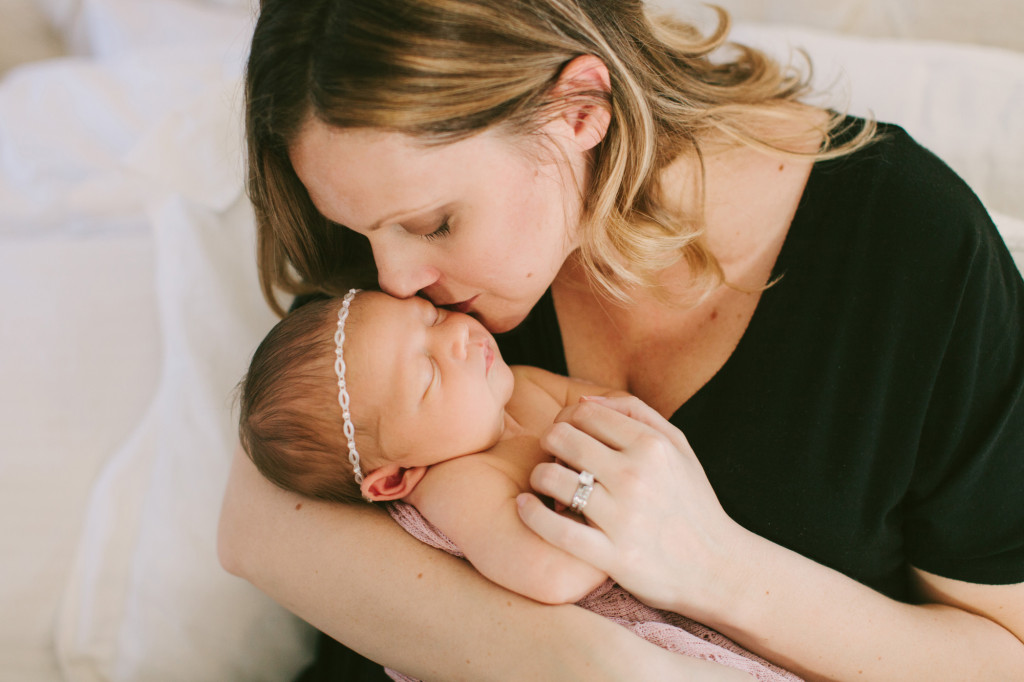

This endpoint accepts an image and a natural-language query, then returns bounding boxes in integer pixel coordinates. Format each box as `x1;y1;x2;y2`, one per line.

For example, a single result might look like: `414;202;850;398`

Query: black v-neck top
495;119;1024;601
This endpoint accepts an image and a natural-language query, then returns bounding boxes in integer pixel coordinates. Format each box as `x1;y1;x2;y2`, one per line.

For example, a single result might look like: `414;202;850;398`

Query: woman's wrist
670;522;776;632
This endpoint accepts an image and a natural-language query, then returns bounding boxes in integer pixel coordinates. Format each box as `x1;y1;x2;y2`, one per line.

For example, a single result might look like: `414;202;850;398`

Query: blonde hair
246;0;875;315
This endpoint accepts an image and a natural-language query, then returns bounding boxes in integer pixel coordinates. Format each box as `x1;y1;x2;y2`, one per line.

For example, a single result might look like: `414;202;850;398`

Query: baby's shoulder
511;365;626;408
508;366;571;431
510;364;562;387
422;446;536;496
510;365;577;404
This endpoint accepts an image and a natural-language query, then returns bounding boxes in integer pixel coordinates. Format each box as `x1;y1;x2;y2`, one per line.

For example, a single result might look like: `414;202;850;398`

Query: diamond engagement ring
569;470;596;514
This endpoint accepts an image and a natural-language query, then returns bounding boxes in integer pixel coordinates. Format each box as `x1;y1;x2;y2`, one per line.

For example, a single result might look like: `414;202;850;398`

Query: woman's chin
478;308;531;334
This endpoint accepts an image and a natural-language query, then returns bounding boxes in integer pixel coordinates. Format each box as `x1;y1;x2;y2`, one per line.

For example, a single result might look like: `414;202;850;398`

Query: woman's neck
550;114;824;413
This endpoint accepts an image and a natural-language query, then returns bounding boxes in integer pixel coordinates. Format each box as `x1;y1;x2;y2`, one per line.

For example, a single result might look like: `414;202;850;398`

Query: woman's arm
518;396;1024;681
708;527;1024;680
217;445;747;681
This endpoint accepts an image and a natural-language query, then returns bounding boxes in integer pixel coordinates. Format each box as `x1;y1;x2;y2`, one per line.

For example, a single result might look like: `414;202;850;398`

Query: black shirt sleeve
903;199;1024;583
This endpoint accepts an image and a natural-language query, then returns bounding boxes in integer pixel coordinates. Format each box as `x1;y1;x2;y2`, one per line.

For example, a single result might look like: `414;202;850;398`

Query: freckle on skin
710;310;718;321
417;573;423;579
778;164;785;172
295;503;303;510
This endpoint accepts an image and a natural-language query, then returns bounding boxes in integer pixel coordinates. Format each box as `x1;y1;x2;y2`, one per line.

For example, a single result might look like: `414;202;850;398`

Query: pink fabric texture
384;501;802;682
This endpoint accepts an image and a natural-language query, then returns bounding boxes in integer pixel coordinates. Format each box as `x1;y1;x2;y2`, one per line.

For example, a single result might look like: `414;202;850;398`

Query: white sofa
1;1;1021;680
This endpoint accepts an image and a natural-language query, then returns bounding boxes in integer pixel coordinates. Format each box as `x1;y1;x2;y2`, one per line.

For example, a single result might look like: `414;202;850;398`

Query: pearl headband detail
334;288;363;484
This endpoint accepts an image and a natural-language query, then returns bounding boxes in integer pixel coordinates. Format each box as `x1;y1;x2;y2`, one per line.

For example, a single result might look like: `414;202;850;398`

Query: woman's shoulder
805;116;1001;269
818;117;986;221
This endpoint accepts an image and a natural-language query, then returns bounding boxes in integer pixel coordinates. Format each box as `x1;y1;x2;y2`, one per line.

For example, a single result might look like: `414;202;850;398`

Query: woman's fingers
551;397;651;450
529;461;614;530
576;395;691;453
522;394;740;613
539;417;617;479
542;396;693;478
515;492;614;571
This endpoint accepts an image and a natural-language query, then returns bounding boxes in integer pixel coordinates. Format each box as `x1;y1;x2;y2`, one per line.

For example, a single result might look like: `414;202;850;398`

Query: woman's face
289;119;586;333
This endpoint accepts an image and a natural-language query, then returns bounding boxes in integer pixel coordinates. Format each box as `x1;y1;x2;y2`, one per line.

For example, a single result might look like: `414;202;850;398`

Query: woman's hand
518;397;1024;680
517;395;751;620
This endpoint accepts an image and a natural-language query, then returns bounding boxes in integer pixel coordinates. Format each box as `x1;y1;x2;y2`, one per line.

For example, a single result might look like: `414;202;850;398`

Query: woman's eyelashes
420;220;451;242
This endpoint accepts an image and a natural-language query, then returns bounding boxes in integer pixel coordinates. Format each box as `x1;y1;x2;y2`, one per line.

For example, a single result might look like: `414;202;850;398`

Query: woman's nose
373;241;441;299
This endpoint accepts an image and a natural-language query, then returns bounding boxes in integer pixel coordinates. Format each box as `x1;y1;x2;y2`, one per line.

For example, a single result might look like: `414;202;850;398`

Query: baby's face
345;292;515;466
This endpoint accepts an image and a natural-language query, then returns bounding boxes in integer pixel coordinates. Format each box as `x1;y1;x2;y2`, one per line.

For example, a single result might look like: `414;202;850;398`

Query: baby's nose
450;320;471;359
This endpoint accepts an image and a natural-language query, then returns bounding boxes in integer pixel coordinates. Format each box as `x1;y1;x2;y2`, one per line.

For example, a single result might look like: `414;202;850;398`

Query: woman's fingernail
580;395;607;402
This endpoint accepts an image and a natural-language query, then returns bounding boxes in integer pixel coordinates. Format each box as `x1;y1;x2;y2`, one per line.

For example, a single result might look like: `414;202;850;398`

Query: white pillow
61;0;254;59
0;230;158;682
57;194;314;682
54;63;315;682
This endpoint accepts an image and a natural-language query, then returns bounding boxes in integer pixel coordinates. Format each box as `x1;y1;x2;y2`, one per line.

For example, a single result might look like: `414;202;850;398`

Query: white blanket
1;1;1022;680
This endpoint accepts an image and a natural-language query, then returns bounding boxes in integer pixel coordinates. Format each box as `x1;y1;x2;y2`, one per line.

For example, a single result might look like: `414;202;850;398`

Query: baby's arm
409;455;608;605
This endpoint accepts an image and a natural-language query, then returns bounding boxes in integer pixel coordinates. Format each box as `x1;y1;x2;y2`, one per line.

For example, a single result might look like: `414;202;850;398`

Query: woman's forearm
694;528;1024;681
217;447;715;681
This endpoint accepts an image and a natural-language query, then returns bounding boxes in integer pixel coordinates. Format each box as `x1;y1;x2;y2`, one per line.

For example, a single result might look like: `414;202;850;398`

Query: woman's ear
546;54;612;152
360;464;429;501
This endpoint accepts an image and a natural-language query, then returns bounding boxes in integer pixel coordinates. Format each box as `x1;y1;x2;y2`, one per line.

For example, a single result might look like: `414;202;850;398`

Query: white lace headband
334;288;363;484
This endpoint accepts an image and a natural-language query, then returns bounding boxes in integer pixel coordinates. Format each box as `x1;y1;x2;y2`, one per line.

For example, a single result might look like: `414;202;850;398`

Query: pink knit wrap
384;501;802;682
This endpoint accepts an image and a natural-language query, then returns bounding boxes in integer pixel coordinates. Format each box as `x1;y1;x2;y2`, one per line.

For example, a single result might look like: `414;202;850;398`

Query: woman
219;0;1024;679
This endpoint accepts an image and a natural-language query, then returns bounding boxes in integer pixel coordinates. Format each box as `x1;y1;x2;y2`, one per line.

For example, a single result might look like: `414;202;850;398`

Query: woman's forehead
288;120;504;230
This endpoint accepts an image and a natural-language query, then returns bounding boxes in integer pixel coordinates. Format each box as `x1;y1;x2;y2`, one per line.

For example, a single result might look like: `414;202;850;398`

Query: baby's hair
238;297;376;504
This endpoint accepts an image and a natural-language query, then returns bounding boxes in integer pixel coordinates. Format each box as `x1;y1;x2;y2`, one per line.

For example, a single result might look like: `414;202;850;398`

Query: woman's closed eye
421;220;451;242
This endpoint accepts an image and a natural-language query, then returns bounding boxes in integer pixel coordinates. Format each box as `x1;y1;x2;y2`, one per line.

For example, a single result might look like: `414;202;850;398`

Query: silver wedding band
570;470;595;514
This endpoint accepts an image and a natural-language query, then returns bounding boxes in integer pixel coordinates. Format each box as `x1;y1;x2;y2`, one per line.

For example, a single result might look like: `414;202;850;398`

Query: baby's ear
361;464;428;501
